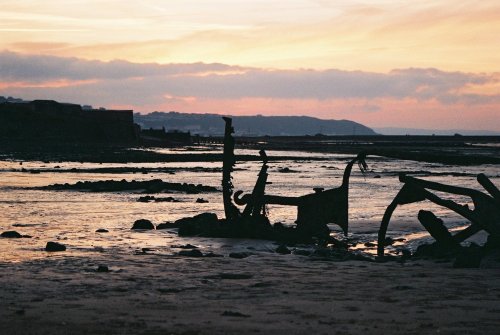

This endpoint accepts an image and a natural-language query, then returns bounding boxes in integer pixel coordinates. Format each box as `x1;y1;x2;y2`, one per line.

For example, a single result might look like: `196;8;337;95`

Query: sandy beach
1;140;500;334
1;247;500;335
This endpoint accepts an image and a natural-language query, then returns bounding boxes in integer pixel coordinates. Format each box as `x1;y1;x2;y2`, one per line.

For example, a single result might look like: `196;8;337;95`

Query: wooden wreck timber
377;173;500;258
234;152;368;239
176;117;368;244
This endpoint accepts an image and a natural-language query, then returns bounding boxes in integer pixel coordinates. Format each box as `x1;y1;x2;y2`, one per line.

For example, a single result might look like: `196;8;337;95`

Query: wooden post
222;117;241;222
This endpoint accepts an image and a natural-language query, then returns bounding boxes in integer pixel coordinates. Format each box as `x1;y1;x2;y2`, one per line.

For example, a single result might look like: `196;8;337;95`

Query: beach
2;250;500;335
1;141;500;334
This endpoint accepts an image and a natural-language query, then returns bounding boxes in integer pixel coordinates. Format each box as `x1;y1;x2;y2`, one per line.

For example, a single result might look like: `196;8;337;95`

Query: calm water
1;147;498;262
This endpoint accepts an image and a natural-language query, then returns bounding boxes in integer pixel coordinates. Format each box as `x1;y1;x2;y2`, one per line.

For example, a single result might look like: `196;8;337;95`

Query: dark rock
95;229;109;233
36;179;218;194
414;242;455;259
96;265;109;272
177;213;219;236
485;234;500;250
278;167;295;173
453;247;483;268
398;248;412;259
178;249;204;257
275;245;291;254
131;219;155;230
156;222;179;230
45;241;66;252
229;252;252;259
154;197;178;202
137;196;178;203
292;249;312;256
172;244;198;249
364;241;376;247
196;198;209;203
373;175;381;178
1;231;22;238
137;196;154;203
310;247;373;262
384;237;395;246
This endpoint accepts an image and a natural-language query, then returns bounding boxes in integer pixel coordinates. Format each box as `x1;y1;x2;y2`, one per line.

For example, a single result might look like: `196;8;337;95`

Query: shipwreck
176;117;367;243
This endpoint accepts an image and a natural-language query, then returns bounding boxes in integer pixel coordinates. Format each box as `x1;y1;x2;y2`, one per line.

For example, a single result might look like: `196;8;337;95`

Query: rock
96;265;109;272
156;222;179;230
131;219;155;230
137;196;178;203
453;247;483;268
278;167;295;173
275;245;291;254
137;196;154;203
196;198;209;203
485;234;500;250
364;242;376;247
397;248;412;259
373;175;381;179
384;237;395;246
229;252;252;259
95;229;109;233
45;241;66;252
292;249;312;256
178;249;204;257
414;243;450;258
171;244;198;249
177;213;219;236
1;231;22;238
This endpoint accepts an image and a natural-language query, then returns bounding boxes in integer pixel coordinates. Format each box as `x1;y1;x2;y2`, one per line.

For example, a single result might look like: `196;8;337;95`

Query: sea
1;146;498;263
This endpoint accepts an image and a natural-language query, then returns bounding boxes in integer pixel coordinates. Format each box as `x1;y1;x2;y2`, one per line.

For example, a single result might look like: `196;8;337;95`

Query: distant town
0;97;377;146
1;97;499;148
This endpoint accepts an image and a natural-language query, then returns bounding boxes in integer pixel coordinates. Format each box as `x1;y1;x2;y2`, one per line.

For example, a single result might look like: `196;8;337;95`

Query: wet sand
1;248;500;335
1;138;499;334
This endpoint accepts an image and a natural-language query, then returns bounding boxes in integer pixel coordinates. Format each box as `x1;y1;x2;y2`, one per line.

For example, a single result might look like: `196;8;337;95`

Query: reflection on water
1;147;498;262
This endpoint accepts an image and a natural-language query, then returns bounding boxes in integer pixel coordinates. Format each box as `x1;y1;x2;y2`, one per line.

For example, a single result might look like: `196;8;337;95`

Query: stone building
0;100;138;143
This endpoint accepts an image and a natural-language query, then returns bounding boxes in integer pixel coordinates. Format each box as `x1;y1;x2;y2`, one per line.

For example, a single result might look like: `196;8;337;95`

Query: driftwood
377;173;500;257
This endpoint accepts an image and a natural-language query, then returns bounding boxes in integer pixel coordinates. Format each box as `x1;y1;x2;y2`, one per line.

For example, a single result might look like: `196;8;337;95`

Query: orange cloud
2;1;499;72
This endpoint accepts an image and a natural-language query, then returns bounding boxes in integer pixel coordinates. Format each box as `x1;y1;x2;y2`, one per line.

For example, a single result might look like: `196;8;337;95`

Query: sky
1;0;499;131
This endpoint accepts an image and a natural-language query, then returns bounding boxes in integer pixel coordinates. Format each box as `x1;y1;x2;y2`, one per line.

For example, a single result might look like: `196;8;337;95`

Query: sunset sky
1;0;499;131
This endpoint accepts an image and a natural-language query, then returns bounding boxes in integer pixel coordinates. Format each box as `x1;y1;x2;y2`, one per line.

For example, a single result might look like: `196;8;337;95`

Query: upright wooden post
222;117;241;222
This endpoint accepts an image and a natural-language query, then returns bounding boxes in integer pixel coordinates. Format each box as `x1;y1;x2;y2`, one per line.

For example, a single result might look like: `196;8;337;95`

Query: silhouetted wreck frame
221;117;368;241
377;173;500;257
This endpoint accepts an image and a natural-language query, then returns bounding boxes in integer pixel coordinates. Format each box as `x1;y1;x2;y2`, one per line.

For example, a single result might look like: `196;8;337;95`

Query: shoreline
1;135;500;165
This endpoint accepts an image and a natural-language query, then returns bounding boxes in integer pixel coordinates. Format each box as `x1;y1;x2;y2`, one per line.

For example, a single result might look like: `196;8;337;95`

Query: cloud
1;51;499;107
0;50;244;81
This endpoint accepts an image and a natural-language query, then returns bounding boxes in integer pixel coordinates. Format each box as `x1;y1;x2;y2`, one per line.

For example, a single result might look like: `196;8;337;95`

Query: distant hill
134;112;377;136
375;127;500;136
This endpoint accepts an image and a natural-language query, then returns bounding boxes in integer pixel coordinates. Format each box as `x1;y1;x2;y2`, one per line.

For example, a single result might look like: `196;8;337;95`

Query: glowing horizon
1;1;499;131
